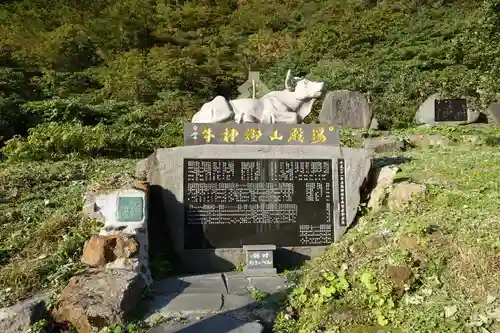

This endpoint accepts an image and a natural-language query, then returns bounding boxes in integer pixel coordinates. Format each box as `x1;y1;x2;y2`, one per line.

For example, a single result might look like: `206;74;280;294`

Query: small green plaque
117;197;144;222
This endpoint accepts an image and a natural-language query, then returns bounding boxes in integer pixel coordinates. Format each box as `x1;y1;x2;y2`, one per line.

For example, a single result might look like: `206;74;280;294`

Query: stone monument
415;93;480;125
138;144;372;273
137;70;373;273
85;186;152;284
319;90;373;129
191;69;324;124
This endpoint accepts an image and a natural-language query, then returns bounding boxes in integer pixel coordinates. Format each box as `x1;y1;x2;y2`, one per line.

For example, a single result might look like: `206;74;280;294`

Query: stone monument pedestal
243;245;277;277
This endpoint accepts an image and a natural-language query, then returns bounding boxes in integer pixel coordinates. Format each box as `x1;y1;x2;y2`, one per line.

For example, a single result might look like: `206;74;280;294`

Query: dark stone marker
416;93;479;125
117;196;144;222
434;99;468;122
183;158;334;249
243;244;277;276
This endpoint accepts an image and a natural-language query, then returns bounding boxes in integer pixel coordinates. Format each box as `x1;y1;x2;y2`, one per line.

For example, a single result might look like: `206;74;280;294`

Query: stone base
174;246;328;273
243;268;277;277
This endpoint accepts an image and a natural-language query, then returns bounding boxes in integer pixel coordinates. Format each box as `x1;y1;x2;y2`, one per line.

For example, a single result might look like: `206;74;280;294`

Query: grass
0;158;138;306
274;125;500;333
1;123;499;333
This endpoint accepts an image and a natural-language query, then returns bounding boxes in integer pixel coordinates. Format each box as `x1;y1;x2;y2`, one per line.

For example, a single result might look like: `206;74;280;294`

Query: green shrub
1;117;185;161
2;122;108;161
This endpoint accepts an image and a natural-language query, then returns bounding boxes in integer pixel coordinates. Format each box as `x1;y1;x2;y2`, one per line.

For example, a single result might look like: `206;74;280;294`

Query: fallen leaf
444;305;458;318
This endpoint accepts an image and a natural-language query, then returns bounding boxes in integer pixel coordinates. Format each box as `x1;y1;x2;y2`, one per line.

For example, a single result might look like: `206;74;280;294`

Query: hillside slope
273;127;500;333
1;0;500;161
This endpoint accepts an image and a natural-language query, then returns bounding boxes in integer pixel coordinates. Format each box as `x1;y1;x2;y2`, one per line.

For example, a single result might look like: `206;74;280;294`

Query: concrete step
143;273;288;333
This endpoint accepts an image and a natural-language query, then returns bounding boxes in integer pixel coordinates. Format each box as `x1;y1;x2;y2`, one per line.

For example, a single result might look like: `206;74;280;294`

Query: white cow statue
191;70;325;124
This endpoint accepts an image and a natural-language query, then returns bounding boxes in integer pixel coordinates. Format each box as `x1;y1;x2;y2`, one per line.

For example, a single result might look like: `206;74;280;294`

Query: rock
136;159;149;181
369;117;379;130
81;234;138;268
0;294;50;333
398;234;427;266
319;90;373;129
363;137;404;153
387;265;413;296
387;182;426;211
461;135;485;145
327;307;358;323
488;102;500;125
407;134;450;148
363;236;386;251
415;93;480;125
52;270;146;333
132;181;149;193
367;165;400;212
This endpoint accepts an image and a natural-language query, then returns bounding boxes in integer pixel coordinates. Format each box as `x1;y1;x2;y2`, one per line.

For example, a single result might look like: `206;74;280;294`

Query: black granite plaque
183;158;334;249
434;99;467;122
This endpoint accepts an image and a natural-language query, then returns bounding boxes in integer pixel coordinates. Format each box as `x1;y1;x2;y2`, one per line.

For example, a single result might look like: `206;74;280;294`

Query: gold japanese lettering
202;127;215;143
244;128;263;141
311;127;327;144
268;128;283;141
221;127;239;143
288;128;305;143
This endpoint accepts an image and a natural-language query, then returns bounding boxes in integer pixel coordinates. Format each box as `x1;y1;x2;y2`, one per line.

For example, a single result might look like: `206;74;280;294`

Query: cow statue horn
284;69;293;90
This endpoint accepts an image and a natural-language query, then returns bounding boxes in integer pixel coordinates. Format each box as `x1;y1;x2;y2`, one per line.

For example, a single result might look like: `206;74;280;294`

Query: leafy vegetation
274;127;500;333
2;0;500;162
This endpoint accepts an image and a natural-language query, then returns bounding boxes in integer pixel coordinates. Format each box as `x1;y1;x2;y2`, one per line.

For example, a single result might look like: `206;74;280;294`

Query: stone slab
369;117;379;130
152;278;185;294
146;293;223;318
319;90;373;128
415;93;480;125
248;276;287;294
363;137;404;153
178;274;227;294
243;268;277;277
243;245;276;251
140;145;372;273
223;272;251;295
153;274;232;295
0;294;49;333
221;294;254;311
148;314;264;333
488;102;500;125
